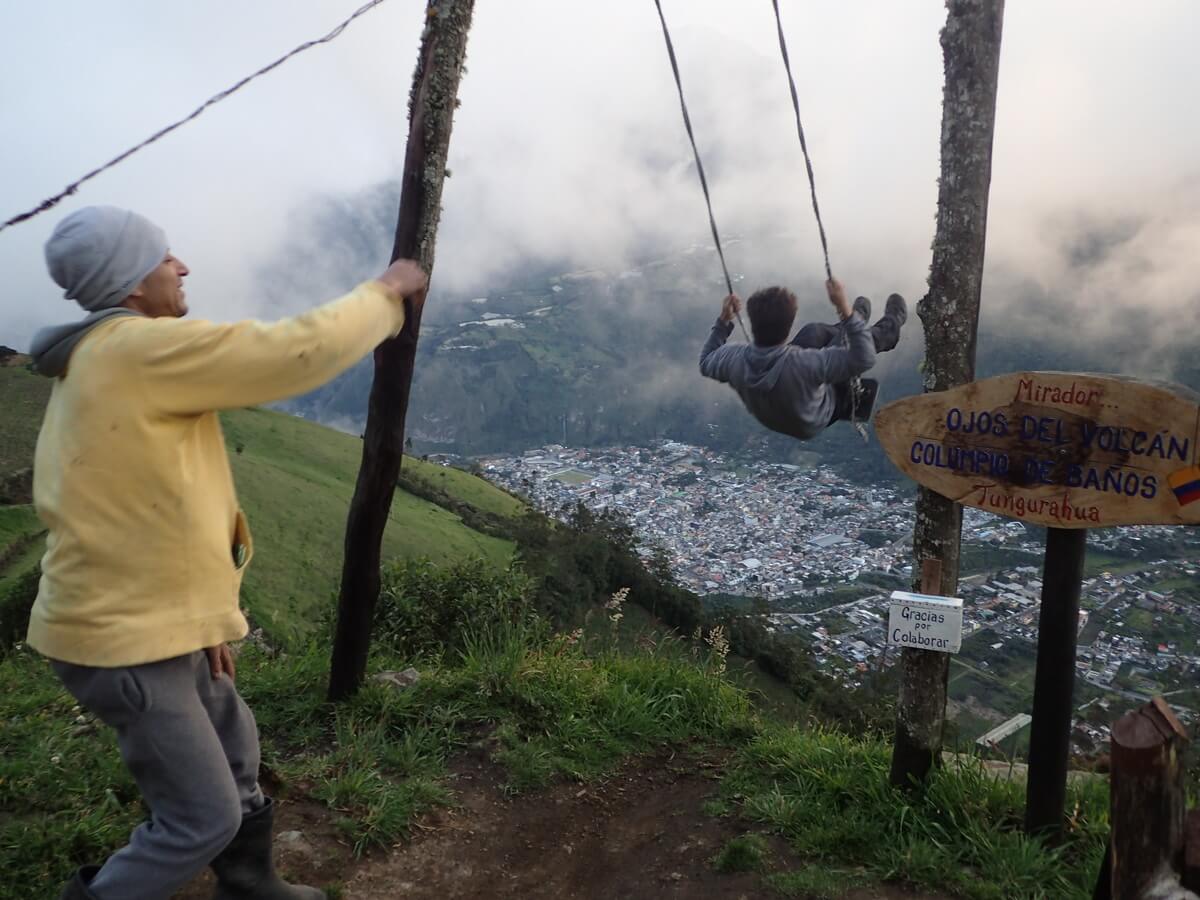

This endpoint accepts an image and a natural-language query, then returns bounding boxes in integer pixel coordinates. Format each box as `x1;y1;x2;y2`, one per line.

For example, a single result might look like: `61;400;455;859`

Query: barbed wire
0;0;391;235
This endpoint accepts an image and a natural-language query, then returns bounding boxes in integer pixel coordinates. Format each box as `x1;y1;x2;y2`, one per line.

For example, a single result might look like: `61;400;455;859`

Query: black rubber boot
210;798;325;899
58;866;101;899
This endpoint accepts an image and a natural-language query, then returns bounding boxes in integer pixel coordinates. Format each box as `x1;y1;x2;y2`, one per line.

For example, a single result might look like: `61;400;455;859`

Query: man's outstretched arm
137;260;428;415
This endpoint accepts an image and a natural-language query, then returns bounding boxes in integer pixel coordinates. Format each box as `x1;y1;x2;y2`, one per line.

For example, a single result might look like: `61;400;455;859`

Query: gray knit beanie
44;206;169;312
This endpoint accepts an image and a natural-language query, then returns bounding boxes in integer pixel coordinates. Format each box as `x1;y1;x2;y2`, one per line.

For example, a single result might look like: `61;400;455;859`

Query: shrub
713;833;770;873
374;558;537;660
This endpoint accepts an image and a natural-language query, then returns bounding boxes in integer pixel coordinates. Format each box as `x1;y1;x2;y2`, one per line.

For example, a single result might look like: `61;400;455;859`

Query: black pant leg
791;321;840;349
871;315;901;352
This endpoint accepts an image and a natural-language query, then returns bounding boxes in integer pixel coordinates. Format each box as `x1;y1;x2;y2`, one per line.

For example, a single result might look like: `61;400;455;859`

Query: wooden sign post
875;372;1200;530
875;371;1200;836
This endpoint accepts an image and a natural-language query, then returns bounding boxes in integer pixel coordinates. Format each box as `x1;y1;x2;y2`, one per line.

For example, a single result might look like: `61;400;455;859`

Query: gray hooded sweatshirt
29;309;142;377
699;313;875;440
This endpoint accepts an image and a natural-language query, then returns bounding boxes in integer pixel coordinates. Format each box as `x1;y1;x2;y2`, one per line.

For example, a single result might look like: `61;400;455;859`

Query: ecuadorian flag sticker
1168;466;1200;507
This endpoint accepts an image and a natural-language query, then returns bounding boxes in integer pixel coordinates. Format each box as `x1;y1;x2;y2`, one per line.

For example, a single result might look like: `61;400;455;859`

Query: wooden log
328;0;476;703
1109;698;1191;898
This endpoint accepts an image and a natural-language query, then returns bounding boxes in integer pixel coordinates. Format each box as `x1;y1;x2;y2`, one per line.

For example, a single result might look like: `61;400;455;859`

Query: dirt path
177;751;950;899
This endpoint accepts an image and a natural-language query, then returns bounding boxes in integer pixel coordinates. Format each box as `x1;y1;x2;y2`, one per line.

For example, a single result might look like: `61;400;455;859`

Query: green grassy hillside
0;366;49;481
0;505;43;598
0;562;1109;899
0;366;521;645
222;408;515;642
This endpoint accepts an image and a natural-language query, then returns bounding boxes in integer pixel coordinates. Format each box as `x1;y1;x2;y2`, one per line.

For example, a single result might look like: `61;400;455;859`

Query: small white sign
887;590;964;654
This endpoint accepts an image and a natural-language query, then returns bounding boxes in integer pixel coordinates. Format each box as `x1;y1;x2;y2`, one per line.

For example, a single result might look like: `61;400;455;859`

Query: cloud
0;0;1197;380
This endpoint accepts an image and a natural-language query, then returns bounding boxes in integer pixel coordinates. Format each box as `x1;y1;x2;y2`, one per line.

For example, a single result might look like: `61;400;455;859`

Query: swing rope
652;0;750;341
770;0;832;282
770;0;867;437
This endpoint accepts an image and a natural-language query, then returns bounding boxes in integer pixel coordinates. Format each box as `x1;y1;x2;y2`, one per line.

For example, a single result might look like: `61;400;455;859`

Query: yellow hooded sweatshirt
27;281;406;667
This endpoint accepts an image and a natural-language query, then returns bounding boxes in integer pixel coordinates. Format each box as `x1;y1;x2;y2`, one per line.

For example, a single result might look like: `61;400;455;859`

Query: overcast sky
2;1;1198;356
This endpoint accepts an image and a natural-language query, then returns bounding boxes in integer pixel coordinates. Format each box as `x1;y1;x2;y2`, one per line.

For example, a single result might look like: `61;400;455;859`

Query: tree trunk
328;0;475;703
889;0;1005;789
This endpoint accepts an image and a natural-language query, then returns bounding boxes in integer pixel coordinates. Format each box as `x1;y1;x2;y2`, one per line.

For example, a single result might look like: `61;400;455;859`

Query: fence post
1107;697;1194;898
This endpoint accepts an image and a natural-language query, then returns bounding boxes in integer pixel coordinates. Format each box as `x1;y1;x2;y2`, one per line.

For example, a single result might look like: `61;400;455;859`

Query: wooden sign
888;591;963;653
875;372;1200;528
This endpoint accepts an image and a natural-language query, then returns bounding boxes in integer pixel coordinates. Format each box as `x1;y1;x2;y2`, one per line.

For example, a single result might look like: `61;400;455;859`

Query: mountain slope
0;365;521;644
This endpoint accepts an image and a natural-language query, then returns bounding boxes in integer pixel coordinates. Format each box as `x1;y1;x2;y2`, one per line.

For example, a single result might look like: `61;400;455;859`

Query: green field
549;468;593;485
0;504;40;552
1149;575;1200;603
0;367;521;645
0;506;43;598
1084;552;1147;578
221;408;515;642
948;631;1039;728
775;583;879;613
404;457;525;518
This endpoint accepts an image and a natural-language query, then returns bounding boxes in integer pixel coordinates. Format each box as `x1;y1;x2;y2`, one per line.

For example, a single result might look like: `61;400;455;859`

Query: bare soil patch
176;751;950;899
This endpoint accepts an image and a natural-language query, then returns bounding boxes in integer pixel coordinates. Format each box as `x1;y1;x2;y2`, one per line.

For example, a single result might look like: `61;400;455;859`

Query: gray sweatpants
52;651;265;900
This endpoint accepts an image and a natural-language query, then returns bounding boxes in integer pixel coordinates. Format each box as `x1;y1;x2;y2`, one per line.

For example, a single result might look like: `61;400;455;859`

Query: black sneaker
853;296;872;321
884;293;907;327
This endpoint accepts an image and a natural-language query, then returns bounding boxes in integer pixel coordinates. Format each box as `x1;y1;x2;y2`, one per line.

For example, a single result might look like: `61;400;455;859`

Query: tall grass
0;568;1109;898
726;727;1107;899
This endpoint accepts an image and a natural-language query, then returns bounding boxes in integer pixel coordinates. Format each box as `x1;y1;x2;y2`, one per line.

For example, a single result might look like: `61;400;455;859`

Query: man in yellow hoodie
28;205;428;900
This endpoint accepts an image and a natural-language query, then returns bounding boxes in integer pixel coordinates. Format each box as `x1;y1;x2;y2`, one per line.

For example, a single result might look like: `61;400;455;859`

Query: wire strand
0;0;390;235
652;0;749;341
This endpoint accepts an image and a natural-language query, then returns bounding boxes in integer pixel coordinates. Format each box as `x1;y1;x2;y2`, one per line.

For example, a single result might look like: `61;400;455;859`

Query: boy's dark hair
746;286;798;346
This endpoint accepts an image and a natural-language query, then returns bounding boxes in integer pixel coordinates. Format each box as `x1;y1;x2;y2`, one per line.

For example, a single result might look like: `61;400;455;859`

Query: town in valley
474;440;1200;755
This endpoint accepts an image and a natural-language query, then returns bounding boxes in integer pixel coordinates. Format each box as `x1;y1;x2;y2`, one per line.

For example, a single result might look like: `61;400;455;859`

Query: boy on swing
699;278;906;439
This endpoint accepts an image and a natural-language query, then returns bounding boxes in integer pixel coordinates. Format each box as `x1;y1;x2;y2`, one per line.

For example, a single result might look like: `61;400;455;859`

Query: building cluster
478;441;1199;752
481;440;922;596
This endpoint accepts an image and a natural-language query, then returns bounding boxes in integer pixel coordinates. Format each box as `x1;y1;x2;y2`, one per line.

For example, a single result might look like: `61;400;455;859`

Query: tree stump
1108;698;1193;898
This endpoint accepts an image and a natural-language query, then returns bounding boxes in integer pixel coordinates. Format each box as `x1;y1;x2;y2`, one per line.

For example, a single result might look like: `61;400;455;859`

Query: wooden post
890;0;1005;789
1106;699;1193;898
328;0;476;702
1025;527;1087;836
